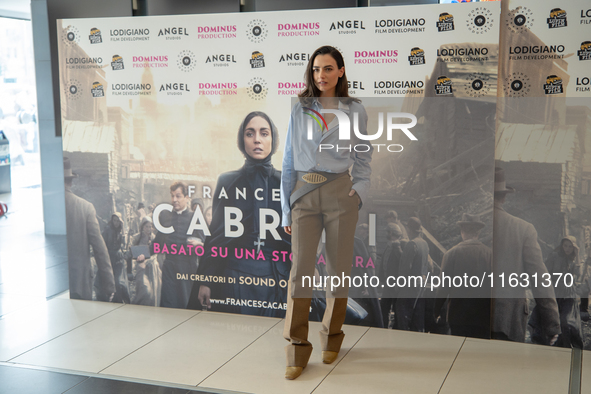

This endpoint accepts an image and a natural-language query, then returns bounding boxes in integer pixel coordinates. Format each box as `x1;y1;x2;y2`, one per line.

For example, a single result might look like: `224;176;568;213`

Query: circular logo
62;26;80;45
64;79;82;100
467;8;493;34
248;77;268;101
246;19;268;44
177;50;196;72
505;6;534;33
503;72;531;97
464;73;491;97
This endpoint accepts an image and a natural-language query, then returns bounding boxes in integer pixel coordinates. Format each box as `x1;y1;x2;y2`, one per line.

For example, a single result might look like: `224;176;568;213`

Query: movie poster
57;1;500;334
497;0;591;349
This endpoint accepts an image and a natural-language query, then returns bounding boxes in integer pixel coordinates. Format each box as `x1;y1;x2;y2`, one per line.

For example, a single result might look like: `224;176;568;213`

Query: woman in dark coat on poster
187;111;291;317
531;236;583;348
128;216;162;307
102;212;130;303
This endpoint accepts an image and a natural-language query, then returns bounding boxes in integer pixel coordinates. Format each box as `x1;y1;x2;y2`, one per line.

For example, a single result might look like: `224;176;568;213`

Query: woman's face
562;240;574;256
142;222;153;236
312;54;344;97
243;116;272;159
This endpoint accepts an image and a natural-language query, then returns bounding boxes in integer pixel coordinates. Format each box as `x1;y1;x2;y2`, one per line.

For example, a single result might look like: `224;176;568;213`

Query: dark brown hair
170;181;188;197
298;45;353;100
237;111;279;158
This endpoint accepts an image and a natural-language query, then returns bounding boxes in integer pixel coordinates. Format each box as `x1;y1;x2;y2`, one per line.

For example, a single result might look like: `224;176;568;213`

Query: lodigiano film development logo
62;26;80;45
408;47;425;66
111;55;124;70
64;79;82;100
576;76;590;92
91;81;105;98
437;13;454;32
578;41;591;61
544;75;564;95
464;73;491;98
547;8;567;29
374;17;426;34
248;77;268;101
505;6;534;33
110;82;152;96
302;107;418;153
177;50;196;72
467;7;493;34
250;51;265;68
435;76;453;95
89;27;102;44
246;19;268;43
503;72;531;97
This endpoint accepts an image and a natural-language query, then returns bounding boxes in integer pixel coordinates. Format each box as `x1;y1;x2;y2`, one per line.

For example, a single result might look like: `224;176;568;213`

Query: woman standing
190;111;291;317
281;45;372;379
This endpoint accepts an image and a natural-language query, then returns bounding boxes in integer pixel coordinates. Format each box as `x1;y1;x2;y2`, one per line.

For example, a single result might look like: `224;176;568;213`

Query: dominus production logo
435;76;453;95
64;79;82;100
111;55;124;70
91;81;105;98
62;26;80;45
543;75;564;95
464;73;491;98
505;6;534;33
89;27;102;44
250;51;265;68
177;50;196;72
246;19;268;43
277;82;306;96
578;41;591;61
248;77;268;101
408;47;425;66
547;8;567;29
467;8;493;34
437;13;454;32
503;72;530;97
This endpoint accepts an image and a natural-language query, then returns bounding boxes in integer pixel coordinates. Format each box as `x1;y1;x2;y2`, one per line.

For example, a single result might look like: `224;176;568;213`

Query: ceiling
0;0;31;19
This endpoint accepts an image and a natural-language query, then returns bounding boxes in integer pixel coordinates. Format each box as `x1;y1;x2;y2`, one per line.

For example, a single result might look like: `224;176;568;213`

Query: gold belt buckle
302;173;327;184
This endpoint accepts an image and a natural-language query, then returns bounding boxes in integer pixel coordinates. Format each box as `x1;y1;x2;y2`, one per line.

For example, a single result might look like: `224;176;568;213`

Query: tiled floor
0;184;587;394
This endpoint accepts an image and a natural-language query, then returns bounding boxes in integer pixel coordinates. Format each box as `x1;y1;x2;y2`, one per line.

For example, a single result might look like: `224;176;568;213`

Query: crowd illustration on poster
56;0;591;350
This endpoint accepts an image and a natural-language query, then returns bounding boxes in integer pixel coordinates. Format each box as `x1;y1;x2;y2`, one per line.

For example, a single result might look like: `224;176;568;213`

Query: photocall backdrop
55;1;591;347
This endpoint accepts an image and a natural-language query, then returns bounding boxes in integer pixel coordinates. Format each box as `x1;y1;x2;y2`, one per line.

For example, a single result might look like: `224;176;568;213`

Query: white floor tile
10;304;198;373
200;321;369;394
0;298;120;362
101;311;280;386
313;329;464;394
0;293;47;318
439;338;571;394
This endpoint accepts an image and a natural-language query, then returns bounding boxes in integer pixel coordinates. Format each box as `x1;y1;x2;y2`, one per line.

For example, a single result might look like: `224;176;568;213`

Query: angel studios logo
62;26;80;45
89;27;102;44
543;75;564;95
434;76;453;95
246;19;268;43
408;47;425;66
467;8;493;34
248;77;268;101
578;41;591;61
505;6;534;34
111;55;124;70
91;81;105;98
177;50;196;72
64;79;82;100
547;8;567;29
503;72;530;97
250;51;265;68
437;13;454;32
464;73;491;98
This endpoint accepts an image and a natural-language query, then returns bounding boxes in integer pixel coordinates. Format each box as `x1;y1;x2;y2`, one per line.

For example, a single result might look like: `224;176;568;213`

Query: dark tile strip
569;348;582;394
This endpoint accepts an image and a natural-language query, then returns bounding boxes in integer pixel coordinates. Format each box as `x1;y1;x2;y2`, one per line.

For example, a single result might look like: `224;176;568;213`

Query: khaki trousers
284;175;358;367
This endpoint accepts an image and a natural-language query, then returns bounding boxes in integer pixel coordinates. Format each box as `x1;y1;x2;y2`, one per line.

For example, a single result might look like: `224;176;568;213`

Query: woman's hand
349;189;361;205
137;254;145;263
284;226;292;235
